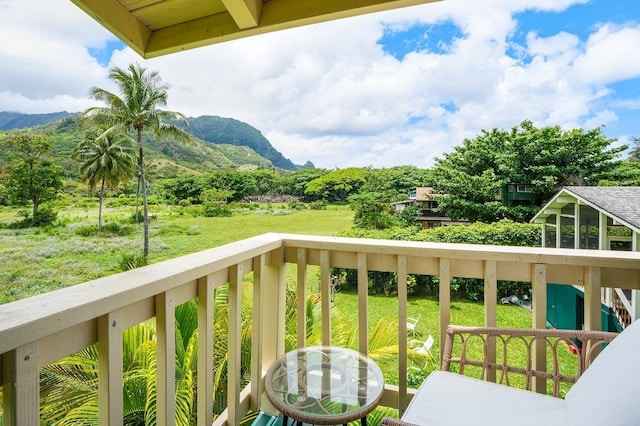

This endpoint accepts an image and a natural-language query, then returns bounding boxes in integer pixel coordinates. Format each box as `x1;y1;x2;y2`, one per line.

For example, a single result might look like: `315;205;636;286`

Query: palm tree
75;127;136;230
82;64;190;258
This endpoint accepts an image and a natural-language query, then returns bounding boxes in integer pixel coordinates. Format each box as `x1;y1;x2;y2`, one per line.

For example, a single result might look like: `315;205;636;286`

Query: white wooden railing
2;233;640;425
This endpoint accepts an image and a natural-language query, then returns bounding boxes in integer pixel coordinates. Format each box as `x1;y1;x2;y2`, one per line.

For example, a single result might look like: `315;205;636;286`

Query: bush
31;206;58;227
309;200;327;210
76;222;135;237
202;201;232;217
340;220;541;300
287;200;306;210
178;199;191;207
119;252;148;271
7;206;58;229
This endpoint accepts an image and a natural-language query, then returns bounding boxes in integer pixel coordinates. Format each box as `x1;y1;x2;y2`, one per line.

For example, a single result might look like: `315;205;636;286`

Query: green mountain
185;115;297;170
0;111;309;175
0;114;280;179
0;111;72;130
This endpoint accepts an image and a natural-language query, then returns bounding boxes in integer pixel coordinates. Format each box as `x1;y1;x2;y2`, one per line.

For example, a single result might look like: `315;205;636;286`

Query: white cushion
402;371;566;426
565;320;640;426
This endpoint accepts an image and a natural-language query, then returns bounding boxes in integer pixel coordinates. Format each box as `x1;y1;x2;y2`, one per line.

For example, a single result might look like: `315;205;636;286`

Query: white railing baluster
228;263;243;426
532;264;547;394
156;290;176;426
320;249;331;346
296;248;308;348
357;252;369;355
484;260;497;383
2;342;39;426
397;255;408;413
438;258;451;360
98;312;123;426
197;276;214;426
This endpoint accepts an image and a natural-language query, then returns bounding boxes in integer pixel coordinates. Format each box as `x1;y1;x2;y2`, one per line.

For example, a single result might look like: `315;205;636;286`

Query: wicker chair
382;321;640;426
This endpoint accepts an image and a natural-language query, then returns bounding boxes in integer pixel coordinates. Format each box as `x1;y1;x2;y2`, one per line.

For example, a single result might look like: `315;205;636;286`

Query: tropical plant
36;281;410;425
74;127;136;230
82;63;190;258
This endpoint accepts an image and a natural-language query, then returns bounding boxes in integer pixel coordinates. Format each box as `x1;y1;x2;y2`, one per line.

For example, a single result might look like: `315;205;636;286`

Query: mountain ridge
0;111;309;171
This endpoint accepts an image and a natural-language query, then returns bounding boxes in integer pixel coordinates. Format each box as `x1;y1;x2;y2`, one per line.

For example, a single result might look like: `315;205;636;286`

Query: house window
517;184;532;193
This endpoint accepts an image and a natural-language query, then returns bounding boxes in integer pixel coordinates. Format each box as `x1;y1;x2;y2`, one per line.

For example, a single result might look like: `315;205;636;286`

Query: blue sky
1;0;639;168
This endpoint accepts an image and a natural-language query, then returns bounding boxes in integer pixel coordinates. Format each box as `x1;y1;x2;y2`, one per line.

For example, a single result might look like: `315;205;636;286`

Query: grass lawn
0;202;353;303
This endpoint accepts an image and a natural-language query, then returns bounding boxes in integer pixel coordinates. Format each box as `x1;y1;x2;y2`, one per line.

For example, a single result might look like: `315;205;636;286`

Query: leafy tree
362;166;432;196
251;169;287;195
432;120;626;222
627;137;640;162
305;167;366;202
82;64;190;259
349;191;397;229
2;132;63;221
285;168;328;197
159;173;204;204
75;127;136;230
603;160;640;186
201;170;257;201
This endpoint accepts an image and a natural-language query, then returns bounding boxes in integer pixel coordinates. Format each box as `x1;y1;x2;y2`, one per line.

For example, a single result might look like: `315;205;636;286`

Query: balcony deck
2;233;639;425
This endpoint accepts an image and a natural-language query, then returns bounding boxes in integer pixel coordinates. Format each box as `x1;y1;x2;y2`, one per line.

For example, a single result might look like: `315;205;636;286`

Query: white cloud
0;0;638;168
574;23;640;85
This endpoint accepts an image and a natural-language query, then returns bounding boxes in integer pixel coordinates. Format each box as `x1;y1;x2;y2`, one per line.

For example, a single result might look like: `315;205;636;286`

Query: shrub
309;200;327;210
202;201;232;217
119;252;148;271
178;199;191;207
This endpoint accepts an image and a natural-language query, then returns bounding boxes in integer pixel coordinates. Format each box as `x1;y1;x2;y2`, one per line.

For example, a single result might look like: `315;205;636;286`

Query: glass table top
265;346;384;425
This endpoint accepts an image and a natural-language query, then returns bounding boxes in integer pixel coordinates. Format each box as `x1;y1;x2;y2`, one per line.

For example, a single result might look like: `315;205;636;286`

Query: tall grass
0;203;353;304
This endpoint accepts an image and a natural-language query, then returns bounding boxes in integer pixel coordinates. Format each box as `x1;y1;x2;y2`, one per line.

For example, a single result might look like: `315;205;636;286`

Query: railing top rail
0;233;283;354
278;233;640;268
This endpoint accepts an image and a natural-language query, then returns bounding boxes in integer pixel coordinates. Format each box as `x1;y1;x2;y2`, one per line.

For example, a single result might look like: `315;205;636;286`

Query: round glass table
265;346;384;426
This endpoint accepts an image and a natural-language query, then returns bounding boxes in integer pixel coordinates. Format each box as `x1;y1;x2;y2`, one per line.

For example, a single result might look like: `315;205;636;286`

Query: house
499;183;536;207
392;187;468;228
531;186;640;330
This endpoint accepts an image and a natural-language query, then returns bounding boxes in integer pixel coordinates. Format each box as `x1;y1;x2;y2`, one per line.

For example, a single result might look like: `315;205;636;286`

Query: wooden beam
145;0;441;57
70;0;150;57
222;0;262;29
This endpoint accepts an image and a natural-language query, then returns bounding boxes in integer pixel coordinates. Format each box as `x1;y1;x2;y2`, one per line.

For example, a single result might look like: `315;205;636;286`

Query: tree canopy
2;132;63;221
431;120;626;222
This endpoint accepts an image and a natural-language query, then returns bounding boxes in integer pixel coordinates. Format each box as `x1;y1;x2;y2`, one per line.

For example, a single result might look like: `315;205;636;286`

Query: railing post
438;258;451;362
296;248;308;348
397;255;408;413
228;263;243;426
2;343;39;426
484;260;497;382
197;276;214;426
260;248;285;365
98;311;124;426
156;290;176;426
251;256;264;411
320;249;331;346
357;252;369;355
584;266;602;332
532;264;547;394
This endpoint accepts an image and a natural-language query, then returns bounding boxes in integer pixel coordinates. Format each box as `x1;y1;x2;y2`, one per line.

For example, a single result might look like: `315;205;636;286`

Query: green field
0;202;353;304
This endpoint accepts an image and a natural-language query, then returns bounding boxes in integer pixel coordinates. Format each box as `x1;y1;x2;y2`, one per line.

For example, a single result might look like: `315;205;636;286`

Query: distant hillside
186;116;298;170
0;111;308;171
0;115;275;179
0;111;74;130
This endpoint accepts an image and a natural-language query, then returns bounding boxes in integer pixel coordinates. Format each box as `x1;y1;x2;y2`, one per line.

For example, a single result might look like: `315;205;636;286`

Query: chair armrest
380;416;419;426
442;325;618;397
